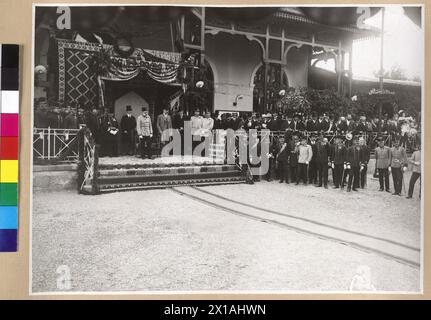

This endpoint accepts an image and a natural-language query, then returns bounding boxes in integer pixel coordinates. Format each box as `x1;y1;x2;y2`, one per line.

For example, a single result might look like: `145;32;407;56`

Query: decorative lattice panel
58;40;102;107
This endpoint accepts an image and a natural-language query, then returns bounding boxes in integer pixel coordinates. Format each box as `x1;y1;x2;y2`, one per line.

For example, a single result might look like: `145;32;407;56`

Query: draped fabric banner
98;46;182;84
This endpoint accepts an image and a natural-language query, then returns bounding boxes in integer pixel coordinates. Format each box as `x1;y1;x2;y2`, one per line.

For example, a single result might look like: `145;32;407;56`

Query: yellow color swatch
0;160;18;183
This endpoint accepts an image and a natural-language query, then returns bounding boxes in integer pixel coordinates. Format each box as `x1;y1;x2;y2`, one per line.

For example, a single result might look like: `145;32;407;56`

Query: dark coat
276;142;291;162
347;145;365;167
330;143;347;164
315;142;330;163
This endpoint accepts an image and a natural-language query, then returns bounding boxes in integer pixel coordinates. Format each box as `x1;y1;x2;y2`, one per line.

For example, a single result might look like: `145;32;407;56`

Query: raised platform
82;155;246;194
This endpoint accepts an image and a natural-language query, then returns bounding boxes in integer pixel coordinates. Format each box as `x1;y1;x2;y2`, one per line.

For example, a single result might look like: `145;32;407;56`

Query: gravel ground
31;172;421;293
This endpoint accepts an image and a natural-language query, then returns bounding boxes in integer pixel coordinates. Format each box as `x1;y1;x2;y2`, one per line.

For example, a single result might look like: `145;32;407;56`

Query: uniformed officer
330;135;347;189
375;137;391;192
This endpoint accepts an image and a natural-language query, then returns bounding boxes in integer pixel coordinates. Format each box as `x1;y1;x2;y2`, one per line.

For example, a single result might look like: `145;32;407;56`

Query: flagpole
378;7;385;134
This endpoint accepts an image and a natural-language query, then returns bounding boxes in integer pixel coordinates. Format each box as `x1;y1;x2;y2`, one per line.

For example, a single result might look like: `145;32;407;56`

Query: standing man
346;137;362;192
407;145;421;199
85;107;100;143
99;107;119;157
276;137;290;184
375;137;391;192
330;136;347;189
390;139;407;196
295;137;313;185
157;108;173;152
315;137;330;188
190;109;203;153
289;135;299;183
173;109;186;155
137;107;153;159
358;136;370;189
308;134;318;185
120;105;137;156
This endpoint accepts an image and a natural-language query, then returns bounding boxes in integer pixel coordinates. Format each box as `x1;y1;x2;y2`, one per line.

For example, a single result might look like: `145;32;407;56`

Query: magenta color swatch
0;113;19;137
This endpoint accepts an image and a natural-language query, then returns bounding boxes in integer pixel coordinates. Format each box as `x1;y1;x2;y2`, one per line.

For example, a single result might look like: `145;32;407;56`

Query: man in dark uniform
120;105;137;155
346;137;363;192
315;136;330;188
289;134;299;183
330;135;347;189
173;109;187;155
359;136;370;188
308;134;318;185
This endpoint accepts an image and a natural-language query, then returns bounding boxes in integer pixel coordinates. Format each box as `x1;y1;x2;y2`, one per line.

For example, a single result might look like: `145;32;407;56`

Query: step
98;160;225;170
97;170;243;184
97;176;246;193
97;164;239;177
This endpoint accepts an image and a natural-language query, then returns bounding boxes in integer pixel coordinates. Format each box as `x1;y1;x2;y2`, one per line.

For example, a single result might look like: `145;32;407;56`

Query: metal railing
33;127;81;162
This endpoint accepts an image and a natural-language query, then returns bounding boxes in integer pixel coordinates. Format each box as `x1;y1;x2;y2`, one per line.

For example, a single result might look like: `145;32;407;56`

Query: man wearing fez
99;107;120;157
315;136;330;188
375;137;391;192
120;105;137;156
330;135;347;189
137;106;153;159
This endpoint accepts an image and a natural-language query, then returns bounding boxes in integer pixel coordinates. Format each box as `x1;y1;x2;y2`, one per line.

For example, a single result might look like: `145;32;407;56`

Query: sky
316;6;424;81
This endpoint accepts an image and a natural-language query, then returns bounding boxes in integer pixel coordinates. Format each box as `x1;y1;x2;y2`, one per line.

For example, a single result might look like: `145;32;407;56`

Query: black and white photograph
31;4;424;293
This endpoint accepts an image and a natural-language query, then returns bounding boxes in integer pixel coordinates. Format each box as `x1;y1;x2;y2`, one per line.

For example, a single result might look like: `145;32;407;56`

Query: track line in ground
170;187;420;269
191;186;419;252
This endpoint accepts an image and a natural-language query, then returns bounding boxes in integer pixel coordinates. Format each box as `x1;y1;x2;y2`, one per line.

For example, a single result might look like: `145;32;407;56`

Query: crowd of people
33;100;421;199
252;133;421;199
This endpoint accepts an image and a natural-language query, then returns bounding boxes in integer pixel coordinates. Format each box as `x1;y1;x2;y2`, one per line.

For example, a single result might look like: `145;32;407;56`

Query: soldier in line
137;107;153;159
375;137;391;192
315;136;330;188
345;137;363;192
308;134;318;185
389;139;408;196
295;137;313;185
358;136;370;189
120;105;137;156
330;136;347;189
407;144;421;199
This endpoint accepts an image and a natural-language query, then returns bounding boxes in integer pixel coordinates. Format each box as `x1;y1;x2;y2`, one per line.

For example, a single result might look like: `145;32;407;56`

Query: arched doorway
252;63;289;114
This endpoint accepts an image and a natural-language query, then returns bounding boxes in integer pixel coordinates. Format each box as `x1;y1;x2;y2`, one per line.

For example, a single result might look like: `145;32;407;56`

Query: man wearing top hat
120;105;137;156
137;106;153;159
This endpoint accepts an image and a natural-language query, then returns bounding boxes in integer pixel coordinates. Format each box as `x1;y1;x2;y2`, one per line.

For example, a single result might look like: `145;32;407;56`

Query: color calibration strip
0;44;19;252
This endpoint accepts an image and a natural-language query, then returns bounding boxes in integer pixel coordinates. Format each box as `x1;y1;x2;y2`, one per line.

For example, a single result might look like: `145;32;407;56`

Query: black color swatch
1;68;19;90
1;44;19;68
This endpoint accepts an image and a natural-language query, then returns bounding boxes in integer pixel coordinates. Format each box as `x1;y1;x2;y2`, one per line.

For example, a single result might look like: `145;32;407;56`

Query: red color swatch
0;136;18;159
